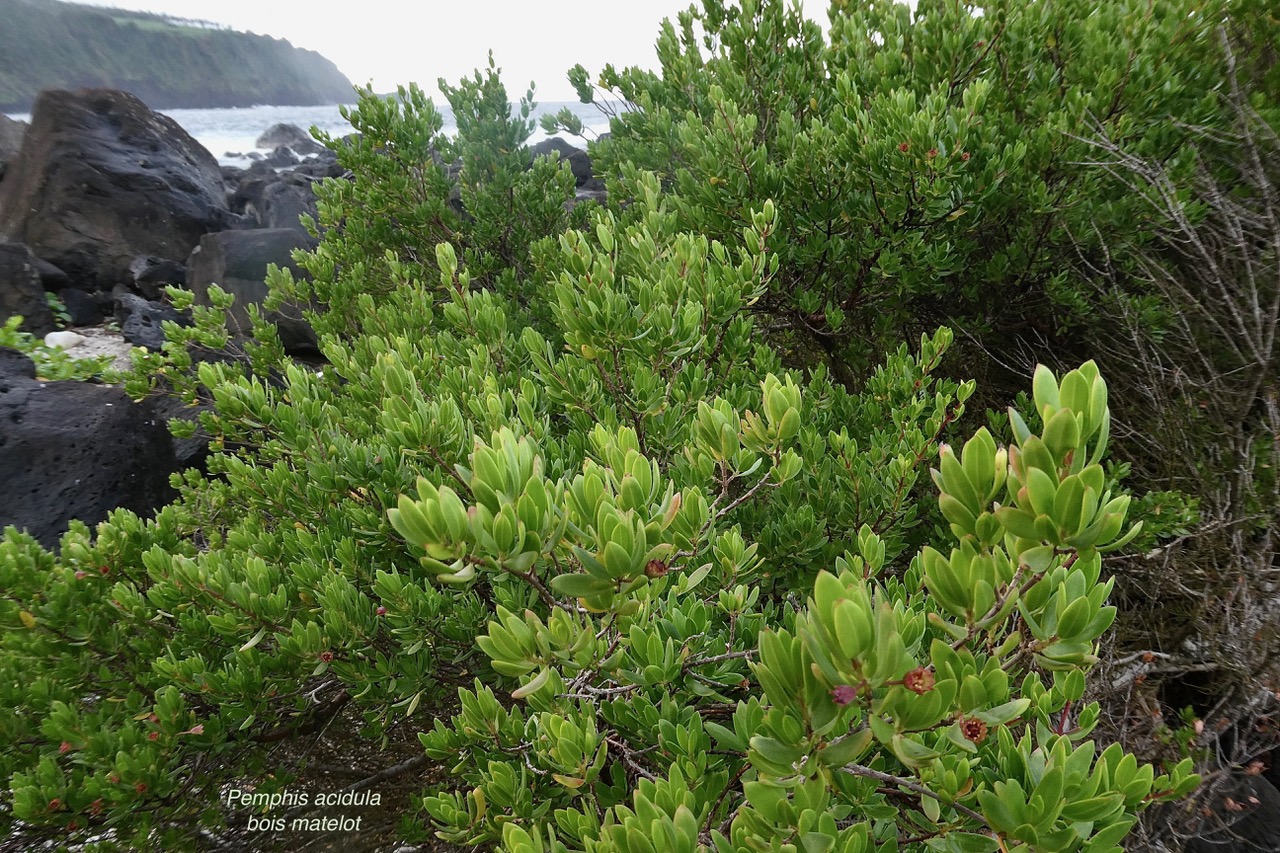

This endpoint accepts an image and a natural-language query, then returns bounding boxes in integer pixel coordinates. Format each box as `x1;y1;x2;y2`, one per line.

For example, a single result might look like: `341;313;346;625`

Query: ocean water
5;99;614;167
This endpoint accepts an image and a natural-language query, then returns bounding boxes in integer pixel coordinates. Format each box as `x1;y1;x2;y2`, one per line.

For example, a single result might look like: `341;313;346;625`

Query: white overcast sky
77;1;826;101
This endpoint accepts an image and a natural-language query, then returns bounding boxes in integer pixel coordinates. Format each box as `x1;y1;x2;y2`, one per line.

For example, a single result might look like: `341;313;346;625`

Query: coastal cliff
0;0;354;112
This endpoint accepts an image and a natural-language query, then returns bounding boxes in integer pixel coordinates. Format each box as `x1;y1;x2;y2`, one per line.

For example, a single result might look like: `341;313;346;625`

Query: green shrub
45;292;72;328
547;0;1234;374
410;354;1199;852
261;61;582;346
0;17;1203;853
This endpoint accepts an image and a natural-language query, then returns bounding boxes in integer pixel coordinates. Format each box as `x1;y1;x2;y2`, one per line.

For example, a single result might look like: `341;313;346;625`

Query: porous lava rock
186;228;318;354
0;89;235;290
114;292;189;351
0;241;55;335
0;347;176;549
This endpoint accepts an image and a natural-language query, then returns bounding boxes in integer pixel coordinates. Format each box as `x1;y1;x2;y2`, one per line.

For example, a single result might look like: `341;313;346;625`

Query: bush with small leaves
411;360;1197;853
547;0;1237;374
0;35;1196;853
262;60;582;346
0;152;974;847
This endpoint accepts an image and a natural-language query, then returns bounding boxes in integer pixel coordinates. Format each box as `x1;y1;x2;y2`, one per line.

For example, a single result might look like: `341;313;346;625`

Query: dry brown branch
1067;32;1280;851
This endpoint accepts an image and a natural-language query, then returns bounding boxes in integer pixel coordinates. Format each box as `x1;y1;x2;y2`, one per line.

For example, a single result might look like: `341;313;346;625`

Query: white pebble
44;331;88;350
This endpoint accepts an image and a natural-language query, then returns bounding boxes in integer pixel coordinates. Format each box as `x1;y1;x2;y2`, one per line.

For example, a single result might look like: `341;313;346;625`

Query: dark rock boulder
186;229;318;354
261;146;300;169
245;159;280;178
292;156;345;180
255;123;324;156
0;89;235;290
259;175;320;233
0;114;25;182
0;346;34;378
0;347;177;549
229;175;269;220
128;255;187;301
30;254;70;292
58;288;105;326
225;161;278;217
114;292;189;350
530;137;596;188
149;393;212;473
229;170;319;232
568;188;609;214
0;242;55;335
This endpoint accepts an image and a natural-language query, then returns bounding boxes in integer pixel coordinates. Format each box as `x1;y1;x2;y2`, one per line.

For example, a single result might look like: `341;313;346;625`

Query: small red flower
148;732;159;741
898;142;910;153
59;741;72;754
961;152;971;162
98;565;110;575
928;148;938;159
644;560;669;578
903;667;936;694
107;773;120;784
830;685;858;706
376;606;387;616
74;571;88;580
961;717;989;744
134;782;147;794
319;650;334;663
89;798;103;816
976;40;986;48
66;819;79;831
148;714;158;724
47;798;61;811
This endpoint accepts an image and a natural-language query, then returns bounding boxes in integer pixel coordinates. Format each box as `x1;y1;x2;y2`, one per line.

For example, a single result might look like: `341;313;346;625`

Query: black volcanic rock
261;146;301;169
128;255;187;301
30;254;69;291
0;89;236;290
0;347;177;549
233;171;320;234
114;292;189;351
58;287;105;326
0;241;55;335
530;137;597;188
256;123;324;156
187;229;318;354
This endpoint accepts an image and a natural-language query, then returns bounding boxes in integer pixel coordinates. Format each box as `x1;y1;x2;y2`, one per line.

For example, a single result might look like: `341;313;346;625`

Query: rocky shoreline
0;87;605;549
